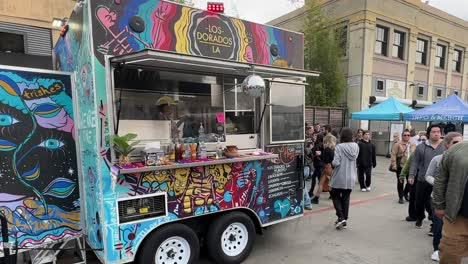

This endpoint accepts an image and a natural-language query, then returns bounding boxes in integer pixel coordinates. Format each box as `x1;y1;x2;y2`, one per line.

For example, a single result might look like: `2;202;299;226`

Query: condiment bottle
190;143;197;161
169;144;175;161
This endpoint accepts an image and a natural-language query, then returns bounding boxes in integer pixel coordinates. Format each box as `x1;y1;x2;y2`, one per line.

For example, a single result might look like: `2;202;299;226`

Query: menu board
264;143;304;221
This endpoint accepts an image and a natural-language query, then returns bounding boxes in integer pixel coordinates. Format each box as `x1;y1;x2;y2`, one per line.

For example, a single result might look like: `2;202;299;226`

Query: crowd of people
304;123;468;263
390;125;468;263
303;124;376;228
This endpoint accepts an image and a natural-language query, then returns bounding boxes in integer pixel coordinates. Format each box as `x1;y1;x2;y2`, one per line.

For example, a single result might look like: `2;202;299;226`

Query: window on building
392;31;405;60
435;44;446;69
454;90;459;96
336;25;348;56
416;39;428;65
376;80;384;91
453;49;462;73
417;86;424;96
0;32;25;54
436;88;443;98
375;26;388;56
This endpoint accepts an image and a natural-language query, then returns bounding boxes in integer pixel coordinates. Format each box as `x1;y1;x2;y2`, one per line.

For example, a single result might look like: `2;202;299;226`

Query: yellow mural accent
174;7;194;54
232;18;248;62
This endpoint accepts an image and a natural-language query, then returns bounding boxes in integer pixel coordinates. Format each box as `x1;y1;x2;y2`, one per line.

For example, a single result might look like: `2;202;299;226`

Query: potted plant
110;133;140;166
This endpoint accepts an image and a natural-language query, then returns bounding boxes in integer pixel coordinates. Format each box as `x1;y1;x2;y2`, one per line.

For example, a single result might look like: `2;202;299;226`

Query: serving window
269;81;305;143
114;69;225;143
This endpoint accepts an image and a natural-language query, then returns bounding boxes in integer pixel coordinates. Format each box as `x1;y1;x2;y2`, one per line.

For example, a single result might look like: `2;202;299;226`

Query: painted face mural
0;69;79;248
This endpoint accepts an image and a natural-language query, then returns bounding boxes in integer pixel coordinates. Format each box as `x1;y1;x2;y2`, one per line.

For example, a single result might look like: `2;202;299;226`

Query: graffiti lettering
22;83;64;100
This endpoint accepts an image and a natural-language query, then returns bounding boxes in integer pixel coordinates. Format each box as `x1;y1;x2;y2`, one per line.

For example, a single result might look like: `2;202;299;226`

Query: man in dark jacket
409;124;445;228
357;131;376;192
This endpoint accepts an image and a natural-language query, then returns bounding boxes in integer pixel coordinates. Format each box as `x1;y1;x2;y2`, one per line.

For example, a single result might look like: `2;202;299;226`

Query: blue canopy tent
352;96;414;121
352;97;414;157
404;95;468;122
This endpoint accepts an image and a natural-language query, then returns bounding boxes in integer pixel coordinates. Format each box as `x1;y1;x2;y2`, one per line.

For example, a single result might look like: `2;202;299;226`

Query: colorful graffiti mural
51;1;305;262
104;158;302;261
53;2;106;256
0;67;80;249
90;0;304;69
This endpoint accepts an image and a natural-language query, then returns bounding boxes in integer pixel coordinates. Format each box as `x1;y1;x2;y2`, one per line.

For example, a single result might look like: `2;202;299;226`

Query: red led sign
207;2;224;13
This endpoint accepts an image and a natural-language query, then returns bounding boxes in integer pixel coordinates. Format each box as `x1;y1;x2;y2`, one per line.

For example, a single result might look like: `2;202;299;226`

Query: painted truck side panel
53;1;306;263
0;66;80;251
53;3;106;260
106;146;303;262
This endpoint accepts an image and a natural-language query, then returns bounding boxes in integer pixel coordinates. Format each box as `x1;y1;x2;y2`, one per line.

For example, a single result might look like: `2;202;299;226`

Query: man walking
433;141;468;264
357;131;376;192
409;124;445;228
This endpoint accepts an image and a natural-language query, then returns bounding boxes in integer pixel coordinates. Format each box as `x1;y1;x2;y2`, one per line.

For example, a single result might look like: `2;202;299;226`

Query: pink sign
216;112;225;123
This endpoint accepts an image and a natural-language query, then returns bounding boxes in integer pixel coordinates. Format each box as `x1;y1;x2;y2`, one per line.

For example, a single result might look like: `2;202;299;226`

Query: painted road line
304;193;393;216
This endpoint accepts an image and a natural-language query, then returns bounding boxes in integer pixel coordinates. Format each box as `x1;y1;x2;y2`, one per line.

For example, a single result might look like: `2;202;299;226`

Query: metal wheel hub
221;222;249;257
156;236;191;264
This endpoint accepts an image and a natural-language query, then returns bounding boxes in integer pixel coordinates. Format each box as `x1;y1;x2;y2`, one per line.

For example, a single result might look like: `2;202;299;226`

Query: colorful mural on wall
0;67;80;249
90;0;304;69
53;2;106;257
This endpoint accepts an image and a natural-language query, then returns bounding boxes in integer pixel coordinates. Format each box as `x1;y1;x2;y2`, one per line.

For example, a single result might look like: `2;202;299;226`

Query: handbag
388;143;401;172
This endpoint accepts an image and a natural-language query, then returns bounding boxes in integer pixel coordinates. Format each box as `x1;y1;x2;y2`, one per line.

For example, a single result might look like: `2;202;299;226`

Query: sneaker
431;250;440;262
416;220;423;228
406;216;417;222
342;221;348;229
335;219;346;230
311;196;319;204
304;206;313;210
361;188;367;192
398;198;405;204
404;193;410;201
428;224;434;237
366;187;371;192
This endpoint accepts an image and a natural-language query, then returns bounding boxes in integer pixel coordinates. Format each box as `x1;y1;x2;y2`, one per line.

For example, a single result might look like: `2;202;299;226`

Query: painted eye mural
0;114;19;126
0;69;79;250
38;138;66;150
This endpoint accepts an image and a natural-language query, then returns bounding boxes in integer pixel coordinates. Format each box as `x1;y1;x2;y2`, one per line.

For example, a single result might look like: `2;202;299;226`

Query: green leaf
122;133;138;142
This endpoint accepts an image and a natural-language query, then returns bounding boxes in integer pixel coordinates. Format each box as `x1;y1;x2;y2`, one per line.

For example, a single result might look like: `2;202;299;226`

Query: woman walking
391;129;416;204
311;135;336;204
330;128;359;230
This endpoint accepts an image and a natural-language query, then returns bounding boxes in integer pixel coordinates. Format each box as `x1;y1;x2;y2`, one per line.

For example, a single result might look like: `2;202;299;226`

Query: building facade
270;0;468;129
0;0;75;69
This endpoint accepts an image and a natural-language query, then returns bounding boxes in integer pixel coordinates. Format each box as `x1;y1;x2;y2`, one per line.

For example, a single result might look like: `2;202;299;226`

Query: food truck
0;0;318;264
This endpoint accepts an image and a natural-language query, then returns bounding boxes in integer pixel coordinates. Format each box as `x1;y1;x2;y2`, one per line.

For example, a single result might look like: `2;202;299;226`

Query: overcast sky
190;0;468;24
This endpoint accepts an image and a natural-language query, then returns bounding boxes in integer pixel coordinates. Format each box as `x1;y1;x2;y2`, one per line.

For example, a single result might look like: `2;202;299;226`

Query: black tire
137;223;200;264
206;212;256;264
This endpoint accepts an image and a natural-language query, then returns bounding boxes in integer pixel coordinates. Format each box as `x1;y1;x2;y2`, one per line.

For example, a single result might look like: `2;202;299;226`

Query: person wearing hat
156;96;178;120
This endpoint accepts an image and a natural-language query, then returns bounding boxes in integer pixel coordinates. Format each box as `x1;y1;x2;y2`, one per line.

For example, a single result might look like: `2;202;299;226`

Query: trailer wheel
206;211;255;264
137;223;199;264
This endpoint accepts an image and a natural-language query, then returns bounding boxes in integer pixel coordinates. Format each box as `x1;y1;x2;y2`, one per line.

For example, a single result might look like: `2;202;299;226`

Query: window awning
109;50;319;79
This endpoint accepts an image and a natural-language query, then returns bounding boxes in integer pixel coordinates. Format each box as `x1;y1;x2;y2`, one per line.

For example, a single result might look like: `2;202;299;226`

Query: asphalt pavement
54;156;468;264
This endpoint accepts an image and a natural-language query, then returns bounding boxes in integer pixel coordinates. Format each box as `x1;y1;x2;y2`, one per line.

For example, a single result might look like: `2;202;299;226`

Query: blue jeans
303;166;312;209
433;209;443;251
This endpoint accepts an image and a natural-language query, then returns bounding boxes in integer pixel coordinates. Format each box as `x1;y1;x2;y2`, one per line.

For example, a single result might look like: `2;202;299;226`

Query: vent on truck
118;193;166;224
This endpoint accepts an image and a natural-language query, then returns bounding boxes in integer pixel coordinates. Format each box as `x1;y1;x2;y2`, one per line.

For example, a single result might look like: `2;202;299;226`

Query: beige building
270;0;468;130
0;0;75;69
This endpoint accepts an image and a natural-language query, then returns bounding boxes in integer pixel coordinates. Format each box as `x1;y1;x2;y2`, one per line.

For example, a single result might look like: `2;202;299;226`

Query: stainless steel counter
116;153;278;174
